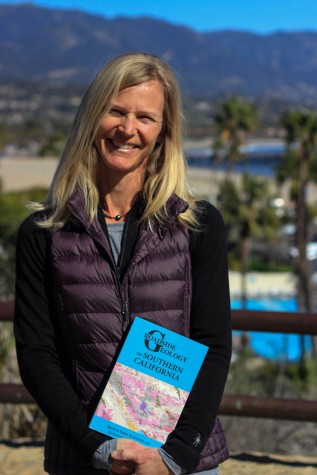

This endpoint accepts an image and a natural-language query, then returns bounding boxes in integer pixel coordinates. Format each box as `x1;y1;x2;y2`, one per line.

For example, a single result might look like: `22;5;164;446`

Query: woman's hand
110;446;173;475
116;438;143;451
109;438;142;475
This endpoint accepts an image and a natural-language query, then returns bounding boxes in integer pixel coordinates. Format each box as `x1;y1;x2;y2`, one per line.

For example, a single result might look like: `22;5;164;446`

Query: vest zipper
97;206;130;325
121;300;129;321
116;214;132;324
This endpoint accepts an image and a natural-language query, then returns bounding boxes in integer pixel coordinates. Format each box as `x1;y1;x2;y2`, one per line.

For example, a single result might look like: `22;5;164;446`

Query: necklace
102;210;130;221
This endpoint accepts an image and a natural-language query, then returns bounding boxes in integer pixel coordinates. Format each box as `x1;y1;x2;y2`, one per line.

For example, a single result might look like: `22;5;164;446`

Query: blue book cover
89;316;208;448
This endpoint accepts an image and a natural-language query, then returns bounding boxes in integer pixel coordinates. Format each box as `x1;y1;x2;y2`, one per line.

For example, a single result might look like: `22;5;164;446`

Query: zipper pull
121;301;128;319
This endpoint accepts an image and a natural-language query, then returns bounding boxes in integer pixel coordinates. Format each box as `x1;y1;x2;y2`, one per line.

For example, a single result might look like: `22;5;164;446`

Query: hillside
1;3;317;102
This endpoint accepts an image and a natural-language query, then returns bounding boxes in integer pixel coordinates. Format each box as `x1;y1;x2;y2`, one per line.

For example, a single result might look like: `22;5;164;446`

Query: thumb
111;449;138;462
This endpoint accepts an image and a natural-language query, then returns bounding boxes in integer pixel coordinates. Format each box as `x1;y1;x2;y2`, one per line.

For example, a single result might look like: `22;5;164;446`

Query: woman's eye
139;115;154;124
110;108;124;117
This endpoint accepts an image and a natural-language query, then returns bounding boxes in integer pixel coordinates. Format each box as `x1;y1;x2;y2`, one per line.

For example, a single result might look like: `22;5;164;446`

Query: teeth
112;140;135;150
120;145;134;150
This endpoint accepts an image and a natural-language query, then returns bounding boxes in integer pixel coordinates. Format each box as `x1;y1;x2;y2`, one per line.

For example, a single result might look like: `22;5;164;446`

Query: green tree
257;199;287;269
0;185;49;439
0;123;11;152
278;109;317;367
213;96;258;172
278;110;317;313
0;184;48;297
38;132;66;157
218;174;280;307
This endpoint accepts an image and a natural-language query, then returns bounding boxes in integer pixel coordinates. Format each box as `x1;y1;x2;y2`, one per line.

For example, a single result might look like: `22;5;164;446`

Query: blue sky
1;0;317;33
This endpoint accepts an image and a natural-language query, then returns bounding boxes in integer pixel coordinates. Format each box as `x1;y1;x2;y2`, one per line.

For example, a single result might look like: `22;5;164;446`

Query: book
89;316;208;448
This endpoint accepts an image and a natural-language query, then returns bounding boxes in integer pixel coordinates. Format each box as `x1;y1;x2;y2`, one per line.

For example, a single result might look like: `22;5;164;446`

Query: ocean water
231;297;311;361
187;157;277;176
185;143;284;177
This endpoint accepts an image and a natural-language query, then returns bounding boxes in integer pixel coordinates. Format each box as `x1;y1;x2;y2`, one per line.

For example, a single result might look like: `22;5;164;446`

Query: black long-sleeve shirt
14;201;232;472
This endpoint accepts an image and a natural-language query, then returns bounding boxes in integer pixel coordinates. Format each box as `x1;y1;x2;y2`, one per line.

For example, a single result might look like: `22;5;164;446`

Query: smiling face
95;80;165;183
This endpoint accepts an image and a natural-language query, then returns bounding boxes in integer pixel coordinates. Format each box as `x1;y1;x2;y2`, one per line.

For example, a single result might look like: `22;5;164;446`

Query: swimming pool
231;297;311;360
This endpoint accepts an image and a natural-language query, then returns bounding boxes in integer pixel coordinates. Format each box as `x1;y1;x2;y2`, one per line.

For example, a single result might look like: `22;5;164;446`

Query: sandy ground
1;442;317;475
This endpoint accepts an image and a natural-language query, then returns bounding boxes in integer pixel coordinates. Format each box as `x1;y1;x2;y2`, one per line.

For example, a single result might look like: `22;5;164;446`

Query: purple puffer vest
45;190;228;473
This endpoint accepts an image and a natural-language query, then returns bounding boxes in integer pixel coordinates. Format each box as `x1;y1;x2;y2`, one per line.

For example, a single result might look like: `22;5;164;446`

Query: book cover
89;316;208;448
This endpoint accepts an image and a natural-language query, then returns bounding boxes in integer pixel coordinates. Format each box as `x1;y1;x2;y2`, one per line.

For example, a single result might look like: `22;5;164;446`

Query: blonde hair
33;52;199;229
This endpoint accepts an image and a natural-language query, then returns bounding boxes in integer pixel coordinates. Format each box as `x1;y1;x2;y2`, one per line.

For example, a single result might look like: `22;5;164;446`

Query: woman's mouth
107;138;138;150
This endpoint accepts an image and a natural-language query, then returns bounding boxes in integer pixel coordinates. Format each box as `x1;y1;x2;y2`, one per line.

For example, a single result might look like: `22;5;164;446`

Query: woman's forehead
111;81;165;114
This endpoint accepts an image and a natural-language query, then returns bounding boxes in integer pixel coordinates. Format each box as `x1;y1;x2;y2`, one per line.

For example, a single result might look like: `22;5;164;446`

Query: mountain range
1;3;317;102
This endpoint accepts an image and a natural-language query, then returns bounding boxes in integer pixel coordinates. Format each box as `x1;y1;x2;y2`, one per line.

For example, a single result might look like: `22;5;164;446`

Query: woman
14;52;231;475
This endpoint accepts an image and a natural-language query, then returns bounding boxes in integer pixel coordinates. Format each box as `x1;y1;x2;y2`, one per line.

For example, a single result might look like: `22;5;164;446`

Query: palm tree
278;109;317;362
213;96;258;172
218;174;278;308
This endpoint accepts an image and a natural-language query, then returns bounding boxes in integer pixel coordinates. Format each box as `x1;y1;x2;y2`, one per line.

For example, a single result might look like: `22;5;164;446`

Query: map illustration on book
89;316;208;447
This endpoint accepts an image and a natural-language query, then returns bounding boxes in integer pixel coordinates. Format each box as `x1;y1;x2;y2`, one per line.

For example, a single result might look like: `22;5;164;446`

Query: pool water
231;297;311;360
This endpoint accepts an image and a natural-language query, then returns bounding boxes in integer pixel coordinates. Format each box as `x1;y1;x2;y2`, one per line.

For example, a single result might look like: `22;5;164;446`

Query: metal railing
1;300;317;422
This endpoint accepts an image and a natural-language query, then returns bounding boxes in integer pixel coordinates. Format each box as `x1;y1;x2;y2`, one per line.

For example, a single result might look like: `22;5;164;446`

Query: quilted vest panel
45;193;228;473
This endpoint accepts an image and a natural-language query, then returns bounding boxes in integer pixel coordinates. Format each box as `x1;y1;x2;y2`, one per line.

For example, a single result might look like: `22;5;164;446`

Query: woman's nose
118;114;136;135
